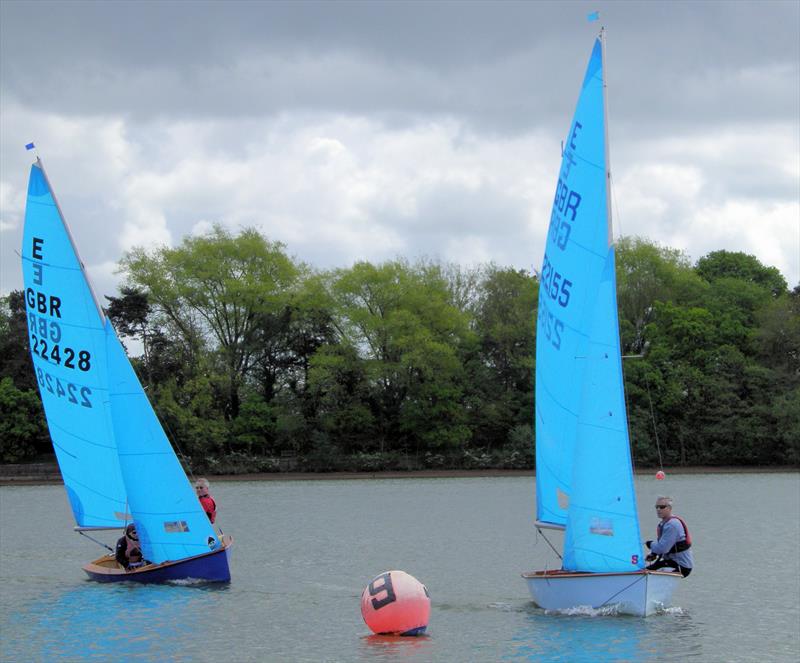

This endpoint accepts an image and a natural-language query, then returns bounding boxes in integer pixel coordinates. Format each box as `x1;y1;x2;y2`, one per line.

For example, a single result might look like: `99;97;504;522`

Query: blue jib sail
21;162;128;528
535;37;643;571
105;328;219;564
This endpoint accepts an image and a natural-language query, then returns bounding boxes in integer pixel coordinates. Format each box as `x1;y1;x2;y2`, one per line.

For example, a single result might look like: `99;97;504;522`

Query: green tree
467;266;536;450
308;343;375;455
772;386;800;464
756;286;800;375
696;250;787;297
150;374;229;466
120;226;299;419
326;259;472;455
0;377;48;462
615;237;704;353
0;291;37;391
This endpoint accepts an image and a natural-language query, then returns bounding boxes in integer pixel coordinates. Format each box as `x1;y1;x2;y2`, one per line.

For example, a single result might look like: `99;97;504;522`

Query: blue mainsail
21;162;128;528
22;159;220;565
535;36;643;571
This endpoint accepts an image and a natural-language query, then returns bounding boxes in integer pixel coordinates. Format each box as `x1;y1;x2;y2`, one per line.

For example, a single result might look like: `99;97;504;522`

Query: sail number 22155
541;254;573;308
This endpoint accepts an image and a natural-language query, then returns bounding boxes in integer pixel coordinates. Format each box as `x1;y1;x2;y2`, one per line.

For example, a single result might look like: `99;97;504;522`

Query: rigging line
536;526;563;561
644;372;664;470
132;369;197;483
597;572;648;609
78;530;114;553
149;396;197;483
165;422;195;481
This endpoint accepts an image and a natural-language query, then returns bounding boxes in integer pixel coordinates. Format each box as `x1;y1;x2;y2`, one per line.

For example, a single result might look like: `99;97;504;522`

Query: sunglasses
655;504;670;509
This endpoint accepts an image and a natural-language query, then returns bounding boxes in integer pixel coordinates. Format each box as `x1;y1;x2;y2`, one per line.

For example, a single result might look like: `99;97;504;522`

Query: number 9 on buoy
360;570;430;636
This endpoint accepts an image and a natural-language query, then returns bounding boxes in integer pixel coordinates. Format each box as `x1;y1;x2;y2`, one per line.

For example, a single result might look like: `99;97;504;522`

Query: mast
600;28;613;247
35;157;107;325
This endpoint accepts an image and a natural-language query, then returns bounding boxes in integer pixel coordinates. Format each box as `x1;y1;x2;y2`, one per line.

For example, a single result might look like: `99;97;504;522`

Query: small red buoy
655;470;666;480
361;570;430;636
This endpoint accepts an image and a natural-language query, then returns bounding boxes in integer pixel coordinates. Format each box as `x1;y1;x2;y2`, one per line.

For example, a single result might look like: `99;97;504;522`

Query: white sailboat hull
522;569;681;616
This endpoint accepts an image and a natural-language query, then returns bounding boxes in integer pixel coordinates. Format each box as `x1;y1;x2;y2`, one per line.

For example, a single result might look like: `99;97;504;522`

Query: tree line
1;227;798;472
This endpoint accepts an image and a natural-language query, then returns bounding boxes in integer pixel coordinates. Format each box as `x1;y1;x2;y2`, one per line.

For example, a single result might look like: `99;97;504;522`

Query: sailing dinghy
521;30;680;616
21;157;232;583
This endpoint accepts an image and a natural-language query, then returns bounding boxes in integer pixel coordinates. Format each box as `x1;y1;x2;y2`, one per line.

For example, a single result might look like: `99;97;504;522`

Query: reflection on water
503;607;701;661
359;634;433;660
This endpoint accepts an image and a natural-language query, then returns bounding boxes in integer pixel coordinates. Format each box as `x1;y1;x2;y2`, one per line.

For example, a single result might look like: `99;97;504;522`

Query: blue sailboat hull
83;536;233;583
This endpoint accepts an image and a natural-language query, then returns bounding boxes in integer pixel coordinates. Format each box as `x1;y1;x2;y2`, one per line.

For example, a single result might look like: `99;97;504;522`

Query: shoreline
1;465;796;486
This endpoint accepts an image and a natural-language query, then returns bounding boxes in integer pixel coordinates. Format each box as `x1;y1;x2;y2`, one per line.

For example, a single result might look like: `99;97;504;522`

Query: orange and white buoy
655;470;666;480
360;570;430;636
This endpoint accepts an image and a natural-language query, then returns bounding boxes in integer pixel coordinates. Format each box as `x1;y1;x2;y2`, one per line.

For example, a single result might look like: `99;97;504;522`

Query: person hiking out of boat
115;523;144;571
195;477;217;524
645;496;693;577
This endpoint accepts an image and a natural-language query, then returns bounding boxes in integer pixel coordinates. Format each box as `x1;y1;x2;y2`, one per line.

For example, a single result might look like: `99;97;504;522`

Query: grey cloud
2;1;797;134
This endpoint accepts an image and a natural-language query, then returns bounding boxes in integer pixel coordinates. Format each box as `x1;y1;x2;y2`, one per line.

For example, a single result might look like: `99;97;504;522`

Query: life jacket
657;515;692;553
200;495;217;524
126;535;143;564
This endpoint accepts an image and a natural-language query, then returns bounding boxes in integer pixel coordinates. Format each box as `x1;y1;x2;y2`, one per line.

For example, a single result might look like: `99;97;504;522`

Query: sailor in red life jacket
195;477;217;524
645;496;694;577
115;523;144;570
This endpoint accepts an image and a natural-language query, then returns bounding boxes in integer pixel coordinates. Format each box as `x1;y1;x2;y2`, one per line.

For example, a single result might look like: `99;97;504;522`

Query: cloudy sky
1;0;798;303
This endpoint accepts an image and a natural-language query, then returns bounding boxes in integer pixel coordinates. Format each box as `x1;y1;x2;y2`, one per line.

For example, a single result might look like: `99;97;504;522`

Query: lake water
1;473;798;662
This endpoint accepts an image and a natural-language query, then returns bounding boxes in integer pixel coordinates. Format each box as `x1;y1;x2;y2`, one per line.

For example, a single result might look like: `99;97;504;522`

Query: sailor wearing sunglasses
645;497;694;577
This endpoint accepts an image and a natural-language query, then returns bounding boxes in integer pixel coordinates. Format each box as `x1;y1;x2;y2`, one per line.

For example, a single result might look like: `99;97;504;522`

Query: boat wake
487;602;518;612
544;604;686;618
546;605;622;618
165;577;213;587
